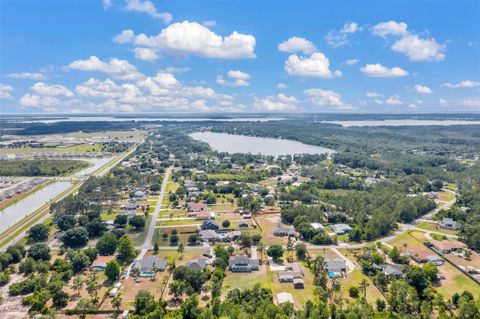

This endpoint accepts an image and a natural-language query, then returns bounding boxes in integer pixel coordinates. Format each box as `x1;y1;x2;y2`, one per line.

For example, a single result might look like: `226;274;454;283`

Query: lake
323;120;480;127
189;132;335;156
10;116;285;124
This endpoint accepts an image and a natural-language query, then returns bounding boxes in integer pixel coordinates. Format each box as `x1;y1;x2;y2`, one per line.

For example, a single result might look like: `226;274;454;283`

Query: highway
0;146;137;251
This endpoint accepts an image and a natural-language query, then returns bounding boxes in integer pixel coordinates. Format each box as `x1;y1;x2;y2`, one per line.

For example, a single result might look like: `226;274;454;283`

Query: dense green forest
0;160;89;176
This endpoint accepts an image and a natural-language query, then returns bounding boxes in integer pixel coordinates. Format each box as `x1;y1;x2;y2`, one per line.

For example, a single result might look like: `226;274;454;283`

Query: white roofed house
330;224;352;235
439;217;458;230
132;256;167;277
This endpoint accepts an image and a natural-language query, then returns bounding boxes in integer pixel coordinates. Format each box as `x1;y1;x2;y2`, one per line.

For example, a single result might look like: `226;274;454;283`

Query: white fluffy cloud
278;37;317;54
114;21;256;59
72;71;234;113
325;22;361;47
442;80;480;88
372;21;445;62
277;83;287;89
409;103;418;109
216;70;251;87
285;53;339;78
31;82;73;97
372;21;408;37
360;63;408;77
385;95;404;105
391;34;445;62
133;47;159;62
365;92;383;98
414;84;432;94
304;88;352;109
7;72;46;80
124;0;172;24
253;94;297;111
19;94;60;108
345;59;359;66
68;56;144;80
0;83;14;100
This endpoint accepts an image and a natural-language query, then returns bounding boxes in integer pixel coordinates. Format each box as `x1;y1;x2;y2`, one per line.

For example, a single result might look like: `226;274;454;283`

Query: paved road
142;166;172;251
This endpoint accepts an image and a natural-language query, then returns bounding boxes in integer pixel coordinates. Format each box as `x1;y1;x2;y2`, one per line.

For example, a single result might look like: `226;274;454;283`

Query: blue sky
1;0;479;113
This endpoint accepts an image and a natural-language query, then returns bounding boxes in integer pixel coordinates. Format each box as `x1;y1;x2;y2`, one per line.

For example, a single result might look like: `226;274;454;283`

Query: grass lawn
2;144;103;154
255;214;288;246
433;262;480;298
266;263;316;308
337;249;385;304
437;190;455;202
417;222;457;235
388;230;427;250
130;216;152;246
222;265;268;297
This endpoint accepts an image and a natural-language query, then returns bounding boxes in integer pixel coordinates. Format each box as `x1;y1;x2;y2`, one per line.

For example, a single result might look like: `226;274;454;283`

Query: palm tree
257;242;265;263
72;276;84;297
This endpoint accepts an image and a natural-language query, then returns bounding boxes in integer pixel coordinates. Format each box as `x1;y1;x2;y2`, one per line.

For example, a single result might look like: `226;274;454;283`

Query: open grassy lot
417;221;457;235
436;190;455;202
222;265;268;297
388;230;428;251
255;214;288;245
67;130;145;140
2;144;103;154
308;248;339;260
433;262;480;299
130;216;152;246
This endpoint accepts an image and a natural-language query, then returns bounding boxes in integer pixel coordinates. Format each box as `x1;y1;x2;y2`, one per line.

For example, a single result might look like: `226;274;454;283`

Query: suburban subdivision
0;115;479;318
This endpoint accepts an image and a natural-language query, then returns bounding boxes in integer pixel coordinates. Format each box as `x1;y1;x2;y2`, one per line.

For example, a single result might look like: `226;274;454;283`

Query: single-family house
381;264;403;277
187;202;208;212
430;240;468;254
426;255;444;266
273;227;296;237
201;220;220;230
90;255;116;271
330;224;352;235
276;292;294;305
406;247;432;263
439;218;458;230
132;256;167;276
228;255;259;272
199;230;219;242
134;190;145;199
311;223;325;232
186;258;207;270
324;258;347;275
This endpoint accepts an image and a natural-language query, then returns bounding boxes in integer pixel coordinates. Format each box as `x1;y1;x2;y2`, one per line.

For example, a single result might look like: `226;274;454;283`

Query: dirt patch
0;273;29;318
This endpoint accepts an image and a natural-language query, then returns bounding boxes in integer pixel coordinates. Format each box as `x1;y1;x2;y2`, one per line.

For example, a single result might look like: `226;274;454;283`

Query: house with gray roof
330;224;352;235
439;218;458;230
273;227;296;237
380;264;403;277
201;220;220;230
132;256;167;276
186;258;207;270
228;255;259;272
199;230;219;242
323;258;347;274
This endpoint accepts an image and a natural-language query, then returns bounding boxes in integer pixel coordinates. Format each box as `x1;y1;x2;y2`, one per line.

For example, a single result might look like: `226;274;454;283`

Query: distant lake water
189;132;335;156
11;116;285;124
323;120;480;127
